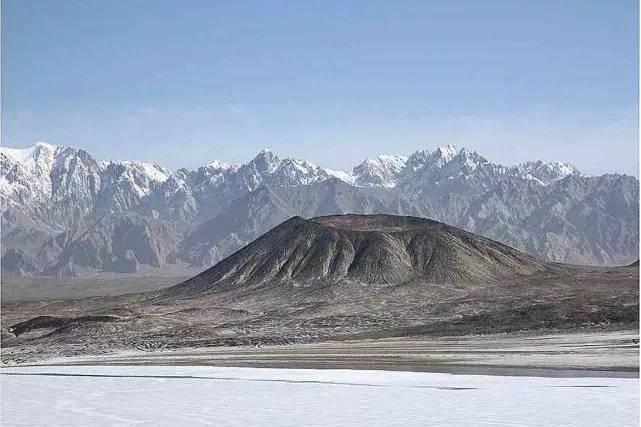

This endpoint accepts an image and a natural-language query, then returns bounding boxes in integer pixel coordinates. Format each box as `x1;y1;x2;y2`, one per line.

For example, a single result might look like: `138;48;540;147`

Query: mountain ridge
1;142;638;278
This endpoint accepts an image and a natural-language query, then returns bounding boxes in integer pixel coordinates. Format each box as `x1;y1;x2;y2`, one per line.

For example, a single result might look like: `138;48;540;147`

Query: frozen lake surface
1;365;638;426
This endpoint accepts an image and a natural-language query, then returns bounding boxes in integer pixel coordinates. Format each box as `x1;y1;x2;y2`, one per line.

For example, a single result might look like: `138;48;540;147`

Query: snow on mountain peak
1;141;57;166
434;144;459;162
206;159;239;172
517;160;581;185
281;158;317;174
0;142;60;203
140;163;171;183
97;160;171;200
0;141;636;277
379;154;407;161
325;168;356;185
33;141;57;151
251;149;281;173
118;161;170;183
549;161;579;178
405;144;464;171
273;158;330;185
353;154;408;187
0;141;594;222
455;148;489;170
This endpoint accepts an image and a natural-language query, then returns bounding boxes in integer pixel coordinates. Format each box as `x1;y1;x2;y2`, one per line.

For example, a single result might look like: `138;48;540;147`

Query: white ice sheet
1;366;638;426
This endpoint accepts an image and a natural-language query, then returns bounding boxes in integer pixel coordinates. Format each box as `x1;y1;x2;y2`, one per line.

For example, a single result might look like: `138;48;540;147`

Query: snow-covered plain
1;366;638;426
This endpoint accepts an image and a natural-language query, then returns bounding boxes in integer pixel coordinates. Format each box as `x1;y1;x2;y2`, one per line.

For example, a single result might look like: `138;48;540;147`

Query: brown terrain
1;214;638;366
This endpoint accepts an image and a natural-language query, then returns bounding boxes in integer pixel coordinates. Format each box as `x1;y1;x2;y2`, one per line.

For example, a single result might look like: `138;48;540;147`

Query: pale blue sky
2;0;638;175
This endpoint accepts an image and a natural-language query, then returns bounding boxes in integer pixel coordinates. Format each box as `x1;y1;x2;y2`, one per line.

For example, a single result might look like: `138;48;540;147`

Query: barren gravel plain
10;330;638;378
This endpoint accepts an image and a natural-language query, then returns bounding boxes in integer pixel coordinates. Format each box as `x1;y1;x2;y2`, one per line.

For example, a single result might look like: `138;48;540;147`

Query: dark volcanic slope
2;214;637;363
166;214;551;297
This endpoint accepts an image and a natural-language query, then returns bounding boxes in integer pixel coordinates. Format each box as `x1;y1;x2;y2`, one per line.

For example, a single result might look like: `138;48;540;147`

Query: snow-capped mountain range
1;142;638;277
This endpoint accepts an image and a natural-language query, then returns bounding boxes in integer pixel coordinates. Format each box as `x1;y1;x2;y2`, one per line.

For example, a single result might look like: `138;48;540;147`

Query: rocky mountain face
1;142;638;277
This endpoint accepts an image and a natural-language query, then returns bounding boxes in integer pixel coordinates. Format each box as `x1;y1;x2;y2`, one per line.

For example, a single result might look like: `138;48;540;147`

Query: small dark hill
165;214;553;297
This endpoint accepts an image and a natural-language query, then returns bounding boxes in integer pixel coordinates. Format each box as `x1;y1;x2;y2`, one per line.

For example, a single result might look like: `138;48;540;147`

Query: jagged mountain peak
517;160;580;185
206;159;239;172
1;141;57;174
99;161;170;202
116;161;171;183
406;145;457;170
1;141;57;163
402;146;496;189
434;143;459;161
353;154;408;187
250;148;281;172
1;142;60;204
1;141;636;278
275;158;328;184
357;154;408;166
408;144;482;168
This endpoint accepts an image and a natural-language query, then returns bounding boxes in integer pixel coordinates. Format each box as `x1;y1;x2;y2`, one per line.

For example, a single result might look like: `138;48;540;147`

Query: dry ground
6;330;638;377
2;265;638;365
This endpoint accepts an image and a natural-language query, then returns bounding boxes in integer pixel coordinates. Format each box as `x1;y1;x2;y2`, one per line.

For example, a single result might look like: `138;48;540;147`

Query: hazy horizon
2;0;638;176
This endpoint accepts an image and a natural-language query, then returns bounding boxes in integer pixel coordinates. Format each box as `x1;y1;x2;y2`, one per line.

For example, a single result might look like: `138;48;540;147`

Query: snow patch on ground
1;366;638;426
